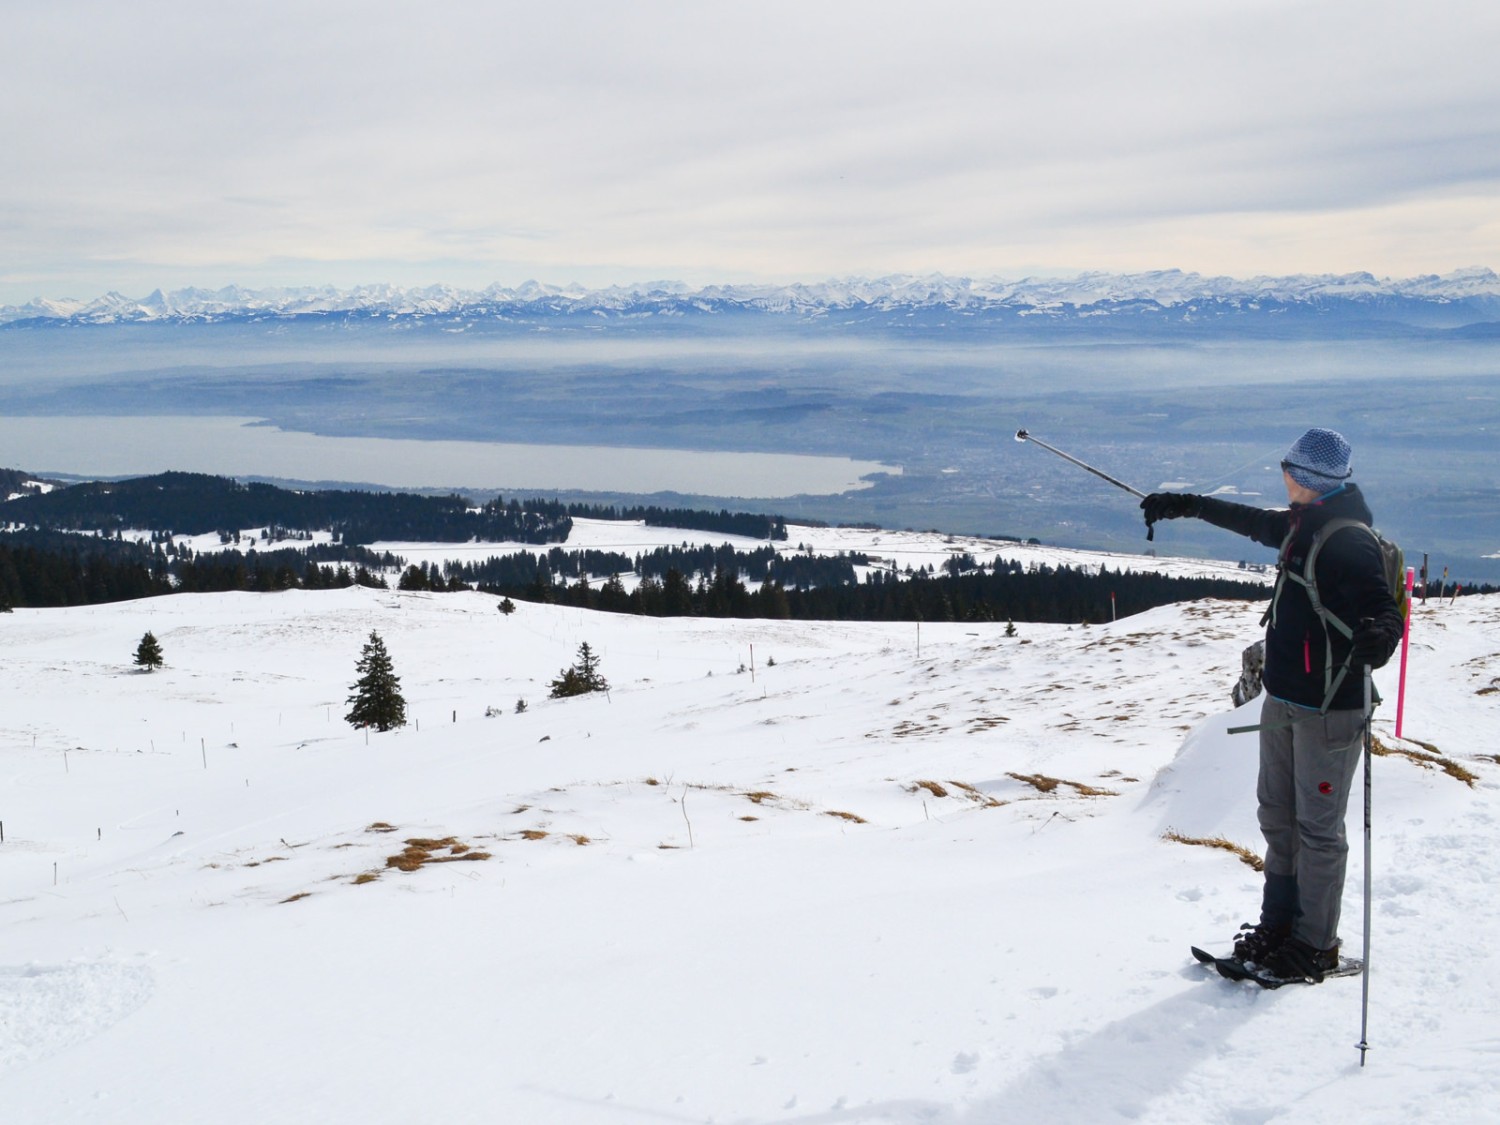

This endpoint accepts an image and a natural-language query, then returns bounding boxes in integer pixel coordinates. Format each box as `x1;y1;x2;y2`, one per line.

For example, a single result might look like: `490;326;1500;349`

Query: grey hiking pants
1257;696;1366;950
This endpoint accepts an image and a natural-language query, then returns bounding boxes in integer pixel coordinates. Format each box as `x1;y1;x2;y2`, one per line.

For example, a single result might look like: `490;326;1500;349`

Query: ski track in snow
0;525;1495;1124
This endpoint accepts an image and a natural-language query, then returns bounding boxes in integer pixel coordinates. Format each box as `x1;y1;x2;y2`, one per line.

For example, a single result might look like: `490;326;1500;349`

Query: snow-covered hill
5;268;1499;327
2;570;1496;1121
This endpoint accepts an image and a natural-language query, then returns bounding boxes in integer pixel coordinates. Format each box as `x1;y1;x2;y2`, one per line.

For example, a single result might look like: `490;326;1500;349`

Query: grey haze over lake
2;300;1496;580
0;415;900;498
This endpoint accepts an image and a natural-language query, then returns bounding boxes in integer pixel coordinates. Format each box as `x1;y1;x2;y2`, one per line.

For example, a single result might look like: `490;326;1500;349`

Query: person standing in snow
1140;428;1403;981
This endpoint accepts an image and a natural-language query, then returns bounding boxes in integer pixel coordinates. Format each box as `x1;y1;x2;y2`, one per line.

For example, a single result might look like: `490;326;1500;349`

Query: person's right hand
1140;493;1202;524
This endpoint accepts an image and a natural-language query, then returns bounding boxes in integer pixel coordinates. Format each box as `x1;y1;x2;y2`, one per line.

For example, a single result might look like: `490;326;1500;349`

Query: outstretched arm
1140;492;1289;548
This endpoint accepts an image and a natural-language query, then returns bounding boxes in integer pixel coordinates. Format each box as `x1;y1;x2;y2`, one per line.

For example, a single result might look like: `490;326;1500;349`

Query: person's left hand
1351;617;1391;668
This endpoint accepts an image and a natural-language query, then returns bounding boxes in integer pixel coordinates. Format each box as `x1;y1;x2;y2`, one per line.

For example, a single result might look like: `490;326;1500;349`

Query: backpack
1263;517;1408;713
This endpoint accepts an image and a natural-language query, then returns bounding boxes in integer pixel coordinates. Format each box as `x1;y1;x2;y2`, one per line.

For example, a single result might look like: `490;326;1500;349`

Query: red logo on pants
1318;781;1333;795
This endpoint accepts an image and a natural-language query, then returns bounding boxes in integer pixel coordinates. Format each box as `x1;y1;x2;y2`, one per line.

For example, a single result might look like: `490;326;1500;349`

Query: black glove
1140;492;1202;540
1350;617;1391;669
1140;493;1202;523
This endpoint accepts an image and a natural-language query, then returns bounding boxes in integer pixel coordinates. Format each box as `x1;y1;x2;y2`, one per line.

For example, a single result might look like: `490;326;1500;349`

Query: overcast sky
3;0;1497;304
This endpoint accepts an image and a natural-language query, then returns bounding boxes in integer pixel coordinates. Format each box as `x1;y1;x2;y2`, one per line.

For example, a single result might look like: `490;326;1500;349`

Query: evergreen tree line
0;538;171;607
564;503;788;541
4;471;573;546
0;532;400;607
444;543;864;591
450;546;638;586
631;543;867;586
5;515;1492;620
478;560;1278;624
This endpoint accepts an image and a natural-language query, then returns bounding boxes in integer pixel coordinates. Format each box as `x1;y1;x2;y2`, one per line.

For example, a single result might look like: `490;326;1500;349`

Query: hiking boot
1260;937;1340;982
1232;921;1291;965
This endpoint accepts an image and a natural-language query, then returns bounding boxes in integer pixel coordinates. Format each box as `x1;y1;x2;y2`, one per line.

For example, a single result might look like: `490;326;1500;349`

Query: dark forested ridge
3;469;1491;618
2;471;795;545
0;528;400;608
2;471;573;545
1;468;48;499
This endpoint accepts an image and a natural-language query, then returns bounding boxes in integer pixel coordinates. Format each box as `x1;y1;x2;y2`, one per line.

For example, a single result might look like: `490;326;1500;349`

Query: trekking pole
1014;429;1147;499
1357;662;1374;1067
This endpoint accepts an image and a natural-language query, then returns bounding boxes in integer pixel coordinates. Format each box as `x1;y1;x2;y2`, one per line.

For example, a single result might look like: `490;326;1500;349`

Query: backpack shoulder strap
1259;522;1299;628
1303;517;1371;640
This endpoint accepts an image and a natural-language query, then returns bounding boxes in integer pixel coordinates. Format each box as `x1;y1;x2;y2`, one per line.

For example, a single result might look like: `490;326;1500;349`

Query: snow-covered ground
2;547;1495;1122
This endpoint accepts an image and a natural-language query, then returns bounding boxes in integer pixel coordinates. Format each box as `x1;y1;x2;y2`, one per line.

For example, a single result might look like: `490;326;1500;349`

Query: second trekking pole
1357;662;1374;1066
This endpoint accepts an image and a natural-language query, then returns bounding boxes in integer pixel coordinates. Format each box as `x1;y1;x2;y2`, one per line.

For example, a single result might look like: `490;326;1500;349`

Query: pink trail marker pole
1395;567;1416;740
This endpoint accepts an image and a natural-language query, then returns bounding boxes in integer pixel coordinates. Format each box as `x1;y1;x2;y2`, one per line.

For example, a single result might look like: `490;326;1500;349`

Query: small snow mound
0;960;155;1073
1141;701;1261;842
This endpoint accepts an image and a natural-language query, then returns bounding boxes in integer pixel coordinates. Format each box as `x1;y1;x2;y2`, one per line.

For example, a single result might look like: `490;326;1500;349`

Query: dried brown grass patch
887;718;948;738
386;851;428;872
825;810;867;824
519;829;550;841
1008;772;1059;793
966;715;1010;732
280;892;311;904
385;837;492;872
948;780;1006;808
1007;772;1119;798
352;873;379;885
1163;831;1264;872
1372;736;1478;787
911;780;949;798
366;822;398;833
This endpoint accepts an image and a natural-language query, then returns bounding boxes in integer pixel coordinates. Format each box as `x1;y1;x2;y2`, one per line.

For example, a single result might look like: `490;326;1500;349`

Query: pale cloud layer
3;0;1497;302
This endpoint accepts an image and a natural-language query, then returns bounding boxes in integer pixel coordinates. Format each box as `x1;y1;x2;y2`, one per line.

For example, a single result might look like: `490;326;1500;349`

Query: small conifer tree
549;641;609;699
134;631;164;671
345;631;407;731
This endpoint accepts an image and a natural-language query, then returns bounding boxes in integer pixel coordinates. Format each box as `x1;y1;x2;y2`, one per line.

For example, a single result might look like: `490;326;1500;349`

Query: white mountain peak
4;268;1498;325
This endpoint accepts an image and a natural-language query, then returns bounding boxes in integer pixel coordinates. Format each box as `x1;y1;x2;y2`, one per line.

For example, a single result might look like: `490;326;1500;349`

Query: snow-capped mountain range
5;268;1499;326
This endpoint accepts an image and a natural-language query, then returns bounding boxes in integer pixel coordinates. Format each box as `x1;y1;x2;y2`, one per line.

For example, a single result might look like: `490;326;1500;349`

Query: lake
0;415;901;497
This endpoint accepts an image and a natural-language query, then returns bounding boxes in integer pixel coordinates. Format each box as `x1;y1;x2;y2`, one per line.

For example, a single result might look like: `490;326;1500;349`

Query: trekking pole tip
1015;428;1030;442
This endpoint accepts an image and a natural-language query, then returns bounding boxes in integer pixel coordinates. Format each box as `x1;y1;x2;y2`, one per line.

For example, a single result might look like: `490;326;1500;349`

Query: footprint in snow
952;1052;980;1074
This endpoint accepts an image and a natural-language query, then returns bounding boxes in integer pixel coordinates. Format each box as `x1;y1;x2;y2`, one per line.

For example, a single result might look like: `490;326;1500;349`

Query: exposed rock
1232;640;1265;707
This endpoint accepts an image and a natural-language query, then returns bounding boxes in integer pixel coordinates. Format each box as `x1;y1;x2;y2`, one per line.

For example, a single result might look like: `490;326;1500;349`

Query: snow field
1;579;1497;1123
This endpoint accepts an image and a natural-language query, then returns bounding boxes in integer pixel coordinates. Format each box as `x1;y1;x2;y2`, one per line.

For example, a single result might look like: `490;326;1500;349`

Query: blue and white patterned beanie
1282;427;1352;493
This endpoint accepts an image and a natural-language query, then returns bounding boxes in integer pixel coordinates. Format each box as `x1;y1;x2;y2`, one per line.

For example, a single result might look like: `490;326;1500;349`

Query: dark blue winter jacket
1195;484;1403;711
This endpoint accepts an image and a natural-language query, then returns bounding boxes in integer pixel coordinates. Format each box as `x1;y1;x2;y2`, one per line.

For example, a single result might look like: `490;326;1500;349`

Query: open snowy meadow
2;527;1497;1123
